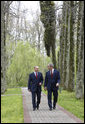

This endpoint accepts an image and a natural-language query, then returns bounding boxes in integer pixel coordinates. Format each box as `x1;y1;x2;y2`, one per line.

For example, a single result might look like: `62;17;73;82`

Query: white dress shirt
50;69;54;75
34;72;38;76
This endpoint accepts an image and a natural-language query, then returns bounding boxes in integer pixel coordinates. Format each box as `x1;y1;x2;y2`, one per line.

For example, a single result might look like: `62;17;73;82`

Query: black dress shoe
37;105;39;110
49;108;52;111
53;106;56;109
33;108;36;111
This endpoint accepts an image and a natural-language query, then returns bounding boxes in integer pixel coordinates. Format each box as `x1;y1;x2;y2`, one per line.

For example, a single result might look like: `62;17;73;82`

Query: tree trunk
68;1;75;91
59;1;66;87
76;1;84;99
63;1;69;89
1;1;7;93
1;1;12;93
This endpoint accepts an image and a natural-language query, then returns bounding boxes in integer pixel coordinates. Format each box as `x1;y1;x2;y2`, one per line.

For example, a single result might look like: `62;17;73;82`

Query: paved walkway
21;87;83;123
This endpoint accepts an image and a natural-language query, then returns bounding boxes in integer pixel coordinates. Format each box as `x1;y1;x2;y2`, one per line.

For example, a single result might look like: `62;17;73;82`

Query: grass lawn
42;87;84;121
1;88;24;123
3;88;22;95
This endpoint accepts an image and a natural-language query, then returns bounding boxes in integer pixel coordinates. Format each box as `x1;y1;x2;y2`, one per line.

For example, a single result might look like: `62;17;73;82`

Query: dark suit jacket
44;69;60;91
28;72;43;92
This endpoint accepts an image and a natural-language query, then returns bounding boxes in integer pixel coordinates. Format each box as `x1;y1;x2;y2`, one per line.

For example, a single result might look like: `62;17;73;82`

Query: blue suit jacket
28;72;43;92
44;69;60;91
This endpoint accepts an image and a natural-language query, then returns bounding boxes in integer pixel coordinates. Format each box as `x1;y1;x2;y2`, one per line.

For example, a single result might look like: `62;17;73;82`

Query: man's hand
44;87;47;91
56;83;59;87
39;82;42;86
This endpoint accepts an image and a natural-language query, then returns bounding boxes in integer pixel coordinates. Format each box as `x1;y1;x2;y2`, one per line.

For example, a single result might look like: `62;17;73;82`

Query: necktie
51;70;53;78
36;72;38;79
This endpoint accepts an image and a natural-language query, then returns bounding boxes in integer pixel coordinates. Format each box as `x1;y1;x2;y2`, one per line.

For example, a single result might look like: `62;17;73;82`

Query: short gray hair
49;63;54;67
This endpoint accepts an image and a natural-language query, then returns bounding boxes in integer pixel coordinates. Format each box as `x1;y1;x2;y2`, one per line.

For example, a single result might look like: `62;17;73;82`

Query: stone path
21;87;83;123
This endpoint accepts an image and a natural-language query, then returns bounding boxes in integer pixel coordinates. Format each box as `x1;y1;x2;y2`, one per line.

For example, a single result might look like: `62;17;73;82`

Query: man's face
50;66;53;71
34;67;39;72
47;65;50;70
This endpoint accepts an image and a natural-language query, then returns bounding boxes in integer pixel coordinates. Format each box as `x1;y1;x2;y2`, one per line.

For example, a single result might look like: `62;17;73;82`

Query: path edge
22;88;32;123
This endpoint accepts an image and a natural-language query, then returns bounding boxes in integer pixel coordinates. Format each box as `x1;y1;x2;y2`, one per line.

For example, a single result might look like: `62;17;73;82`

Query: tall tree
33;10;44;52
76;1;84;99
67;1;75;91
63;1;69;89
1;1;12;93
59;1;66;87
40;1;57;68
1;1;6;93
63;1;78;90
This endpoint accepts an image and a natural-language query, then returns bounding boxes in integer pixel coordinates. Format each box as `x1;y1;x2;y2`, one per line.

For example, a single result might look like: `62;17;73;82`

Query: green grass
1;88;24;123
42;87;84;121
4;88;22;95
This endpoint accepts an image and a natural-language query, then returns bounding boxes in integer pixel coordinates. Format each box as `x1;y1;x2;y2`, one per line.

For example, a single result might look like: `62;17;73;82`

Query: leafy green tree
6;41;51;87
40;1;57;68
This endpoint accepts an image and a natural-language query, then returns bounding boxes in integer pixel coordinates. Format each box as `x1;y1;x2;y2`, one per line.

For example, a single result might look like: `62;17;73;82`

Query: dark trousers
47;89;58;109
31;89;41;109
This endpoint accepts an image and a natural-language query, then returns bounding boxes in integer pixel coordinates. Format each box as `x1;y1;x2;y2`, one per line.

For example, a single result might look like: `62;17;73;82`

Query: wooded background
1;1;84;99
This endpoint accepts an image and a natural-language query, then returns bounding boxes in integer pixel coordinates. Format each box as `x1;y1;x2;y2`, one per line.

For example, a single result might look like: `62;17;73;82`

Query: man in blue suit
28;66;43;111
44;64;60;110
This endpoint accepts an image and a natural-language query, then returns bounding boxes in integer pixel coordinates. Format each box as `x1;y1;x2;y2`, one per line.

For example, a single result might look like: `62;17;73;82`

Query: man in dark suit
44;64;60;110
28;66;43;111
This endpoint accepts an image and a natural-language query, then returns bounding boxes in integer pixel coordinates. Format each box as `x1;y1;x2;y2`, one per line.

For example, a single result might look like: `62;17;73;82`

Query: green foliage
1;88;24;123
6;41;51;87
40;1;57;68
